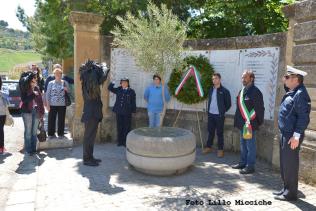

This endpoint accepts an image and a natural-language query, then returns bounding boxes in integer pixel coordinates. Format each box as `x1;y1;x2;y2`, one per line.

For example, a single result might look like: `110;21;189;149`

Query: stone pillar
280;0;316;184
62;57;74;76
98;36;115;142
69;11;104;142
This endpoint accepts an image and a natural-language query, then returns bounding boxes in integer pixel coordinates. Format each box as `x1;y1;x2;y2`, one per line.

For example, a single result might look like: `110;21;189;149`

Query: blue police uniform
108;82;136;146
278;83;311;200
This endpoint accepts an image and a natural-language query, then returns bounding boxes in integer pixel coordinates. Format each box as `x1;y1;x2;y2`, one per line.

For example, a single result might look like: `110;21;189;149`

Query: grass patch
0;48;41;73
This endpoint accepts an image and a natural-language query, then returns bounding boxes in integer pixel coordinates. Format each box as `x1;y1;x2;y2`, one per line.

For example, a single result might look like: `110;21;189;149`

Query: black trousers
83;118;99;161
280;134;301;199
0;115;5;148
116;114;132;146
207;113;225;150
48;106;66;136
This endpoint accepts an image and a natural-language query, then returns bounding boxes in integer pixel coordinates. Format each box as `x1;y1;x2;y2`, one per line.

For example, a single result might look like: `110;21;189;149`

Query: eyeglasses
284;74;297;80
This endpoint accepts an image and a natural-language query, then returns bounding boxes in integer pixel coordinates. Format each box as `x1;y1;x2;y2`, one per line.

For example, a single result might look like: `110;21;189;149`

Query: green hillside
0;48;41;73
0;20;32;50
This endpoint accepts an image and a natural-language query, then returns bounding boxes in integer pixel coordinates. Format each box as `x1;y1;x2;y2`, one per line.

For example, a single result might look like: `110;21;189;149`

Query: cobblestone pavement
1;114;316;211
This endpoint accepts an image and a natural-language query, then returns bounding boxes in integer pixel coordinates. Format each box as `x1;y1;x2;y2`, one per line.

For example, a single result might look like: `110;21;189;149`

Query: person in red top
19;71;45;156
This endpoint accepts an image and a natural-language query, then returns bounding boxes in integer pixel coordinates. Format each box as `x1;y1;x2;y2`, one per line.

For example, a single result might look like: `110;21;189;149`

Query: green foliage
16;0;294;59
0;48;41;73
0;22;32;50
111;2;187;76
187;0;294;38
84;0;202;35
168;55;213;105
16;0;198;60
0;20;8;28
17;0;73;59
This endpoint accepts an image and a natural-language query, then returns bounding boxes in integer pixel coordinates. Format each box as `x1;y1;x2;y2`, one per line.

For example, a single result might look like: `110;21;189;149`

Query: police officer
274;66;311;201
108;77;136;146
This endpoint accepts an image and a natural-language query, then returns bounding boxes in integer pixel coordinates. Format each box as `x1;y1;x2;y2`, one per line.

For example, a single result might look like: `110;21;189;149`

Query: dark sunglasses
284;74;297;80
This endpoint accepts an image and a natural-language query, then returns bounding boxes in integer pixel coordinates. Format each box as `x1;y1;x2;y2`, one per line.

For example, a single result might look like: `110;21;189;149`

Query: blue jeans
239;130;256;168
22;109;39;154
148;112;161;128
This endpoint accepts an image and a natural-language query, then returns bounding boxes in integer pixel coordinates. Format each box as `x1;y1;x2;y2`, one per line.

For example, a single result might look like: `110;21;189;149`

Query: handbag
37;119;47;142
63;81;71;107
4;105;14;127
1;96;14;127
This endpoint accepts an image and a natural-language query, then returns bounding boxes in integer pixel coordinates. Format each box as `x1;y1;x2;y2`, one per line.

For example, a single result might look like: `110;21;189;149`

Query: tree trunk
160;84;166;127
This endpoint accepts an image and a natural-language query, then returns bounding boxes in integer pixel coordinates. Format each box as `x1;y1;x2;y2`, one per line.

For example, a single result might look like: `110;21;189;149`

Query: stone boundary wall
99;1;316;184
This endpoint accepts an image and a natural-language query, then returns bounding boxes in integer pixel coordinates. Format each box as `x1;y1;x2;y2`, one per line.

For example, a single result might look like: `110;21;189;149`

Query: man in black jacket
80;60;109;167
203;73;231;157
108;77;136;147
232;70;265;174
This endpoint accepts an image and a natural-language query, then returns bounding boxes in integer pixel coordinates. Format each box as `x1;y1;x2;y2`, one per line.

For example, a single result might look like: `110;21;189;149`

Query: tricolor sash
175;65;204;97
238;88;256;140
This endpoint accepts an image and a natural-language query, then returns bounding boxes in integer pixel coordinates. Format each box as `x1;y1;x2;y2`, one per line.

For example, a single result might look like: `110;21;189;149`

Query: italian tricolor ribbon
175;65;204;97
238;88;256;140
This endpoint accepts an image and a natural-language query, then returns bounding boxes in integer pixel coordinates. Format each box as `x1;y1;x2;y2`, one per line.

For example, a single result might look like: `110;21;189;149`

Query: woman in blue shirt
144;74;170;127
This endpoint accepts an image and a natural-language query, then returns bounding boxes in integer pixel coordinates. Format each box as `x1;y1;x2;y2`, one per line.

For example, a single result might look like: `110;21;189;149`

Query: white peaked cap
286;65;307;76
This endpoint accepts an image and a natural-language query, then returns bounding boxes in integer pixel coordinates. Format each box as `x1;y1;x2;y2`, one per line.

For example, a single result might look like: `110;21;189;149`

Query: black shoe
232;164;245;169
274;195;297;201
92;158;102;163
83;160;99;166
273;188;285;196
240;167;255;174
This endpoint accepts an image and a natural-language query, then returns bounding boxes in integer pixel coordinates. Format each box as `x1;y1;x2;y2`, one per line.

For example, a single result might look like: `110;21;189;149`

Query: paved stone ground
1;114;316;211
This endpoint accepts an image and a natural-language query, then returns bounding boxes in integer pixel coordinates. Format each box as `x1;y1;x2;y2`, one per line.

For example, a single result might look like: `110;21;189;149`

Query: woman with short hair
108;77;136;146
46;68;69;139
144;74;170;127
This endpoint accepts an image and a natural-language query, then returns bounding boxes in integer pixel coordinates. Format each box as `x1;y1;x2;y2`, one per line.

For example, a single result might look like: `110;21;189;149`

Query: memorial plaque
209;50;241;115
110;47;280;120
240;47;280;120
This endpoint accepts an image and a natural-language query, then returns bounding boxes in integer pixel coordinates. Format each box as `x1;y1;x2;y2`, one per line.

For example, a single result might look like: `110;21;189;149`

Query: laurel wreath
168;55;214;105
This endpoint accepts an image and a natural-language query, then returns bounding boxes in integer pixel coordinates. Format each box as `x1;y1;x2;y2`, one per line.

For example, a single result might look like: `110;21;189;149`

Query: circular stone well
126;127;196;176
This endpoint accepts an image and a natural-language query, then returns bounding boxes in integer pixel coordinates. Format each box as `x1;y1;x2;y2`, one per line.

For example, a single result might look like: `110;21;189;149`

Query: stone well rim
131;127;193;138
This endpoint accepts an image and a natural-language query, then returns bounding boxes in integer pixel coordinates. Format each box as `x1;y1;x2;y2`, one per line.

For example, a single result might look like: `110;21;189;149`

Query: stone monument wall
101;32;287;166
71;0;315;183
282;0;316;184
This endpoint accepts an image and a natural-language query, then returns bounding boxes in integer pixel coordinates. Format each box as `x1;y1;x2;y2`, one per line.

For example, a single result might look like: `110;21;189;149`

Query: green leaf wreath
168;55;214;105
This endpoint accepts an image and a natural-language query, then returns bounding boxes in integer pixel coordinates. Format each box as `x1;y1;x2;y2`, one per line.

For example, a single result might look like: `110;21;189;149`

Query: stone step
308;111;316;131
305;129;316;142
37;134;73;150
302;140;316;151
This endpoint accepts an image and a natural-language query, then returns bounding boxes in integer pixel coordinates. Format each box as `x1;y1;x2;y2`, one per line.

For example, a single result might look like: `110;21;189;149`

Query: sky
0;0;36;31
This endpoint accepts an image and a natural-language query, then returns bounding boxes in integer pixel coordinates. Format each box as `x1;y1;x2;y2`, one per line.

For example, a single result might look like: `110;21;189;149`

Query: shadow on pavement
15;153;46;175
0;152;12;164
34;143;316;210
289;198;316;210
42;146;126;195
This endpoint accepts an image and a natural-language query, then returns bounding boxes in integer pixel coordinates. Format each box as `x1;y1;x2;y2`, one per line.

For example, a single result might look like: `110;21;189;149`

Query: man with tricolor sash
232;70;265;174
273;66;311;201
